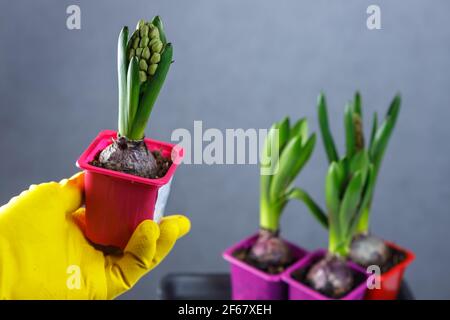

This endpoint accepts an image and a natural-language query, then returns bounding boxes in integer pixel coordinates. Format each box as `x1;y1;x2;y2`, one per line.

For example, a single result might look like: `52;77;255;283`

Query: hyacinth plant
316;92;401;268
98;17;173;178
289;92;400;297
305;151;375;297
248;117;324;272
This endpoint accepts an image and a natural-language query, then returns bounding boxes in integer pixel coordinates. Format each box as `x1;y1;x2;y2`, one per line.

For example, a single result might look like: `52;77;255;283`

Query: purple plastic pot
282;249;368;300
223;233;308;300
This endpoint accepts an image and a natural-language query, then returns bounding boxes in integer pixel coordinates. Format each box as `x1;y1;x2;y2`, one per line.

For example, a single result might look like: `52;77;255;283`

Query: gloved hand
0;172;190;299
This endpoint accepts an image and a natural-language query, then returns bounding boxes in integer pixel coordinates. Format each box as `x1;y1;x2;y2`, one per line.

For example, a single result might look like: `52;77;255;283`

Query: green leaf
387;94;401;118
369;95;401;175
344;102;356;158
129;43;173;140
260;122;281;181
261;123;278;168
260;122;282;230
317;93;339;163
349;150;369;182
117;26;129;137
325;162;341;218
291;134;316;177
152;16;167;44
126;57;140;134
287;134;315;191
334;159;346;189
290;118;308;143
278;117;290;153
288;188;328;229
369;111;378;151
260;123;277;207
269;135;303;201
352;165;376;235
339;171;364;239
325;162;343;254
259;196;286;232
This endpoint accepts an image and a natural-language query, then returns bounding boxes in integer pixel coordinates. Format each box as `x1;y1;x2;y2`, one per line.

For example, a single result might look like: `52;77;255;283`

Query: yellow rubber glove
0;172;190;299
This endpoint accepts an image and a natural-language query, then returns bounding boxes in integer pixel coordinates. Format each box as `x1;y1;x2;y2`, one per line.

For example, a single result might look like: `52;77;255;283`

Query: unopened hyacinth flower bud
128;20;165;82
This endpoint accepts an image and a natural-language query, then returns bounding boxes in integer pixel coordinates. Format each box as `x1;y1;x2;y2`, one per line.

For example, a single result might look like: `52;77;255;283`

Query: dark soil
380;246;406;273
291;255;366;299
90;137;172;179
232;247;295;275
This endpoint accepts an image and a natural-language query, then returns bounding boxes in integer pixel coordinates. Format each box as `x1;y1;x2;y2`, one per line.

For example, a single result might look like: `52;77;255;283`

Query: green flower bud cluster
128;19;164;83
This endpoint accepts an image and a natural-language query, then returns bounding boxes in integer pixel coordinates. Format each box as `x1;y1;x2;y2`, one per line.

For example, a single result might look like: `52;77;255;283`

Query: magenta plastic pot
76;130;183;249
223;233;308;300
282;249;368;300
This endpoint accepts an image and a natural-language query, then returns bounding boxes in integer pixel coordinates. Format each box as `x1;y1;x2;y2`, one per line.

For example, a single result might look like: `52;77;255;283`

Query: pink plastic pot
223;233;308;300
76;130;183;249
282;249;368;300
364;240;415;300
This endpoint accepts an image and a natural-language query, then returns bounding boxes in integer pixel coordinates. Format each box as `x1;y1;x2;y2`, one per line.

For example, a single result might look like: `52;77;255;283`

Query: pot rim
281;249;369;300
222;233;307;282
76;130;184;187
379;239;415;277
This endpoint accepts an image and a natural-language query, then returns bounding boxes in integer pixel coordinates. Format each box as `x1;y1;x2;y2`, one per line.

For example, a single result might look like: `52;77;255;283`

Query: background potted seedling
311;92;415;299
282;151;372;300
223;117;321;300
77;17;183;249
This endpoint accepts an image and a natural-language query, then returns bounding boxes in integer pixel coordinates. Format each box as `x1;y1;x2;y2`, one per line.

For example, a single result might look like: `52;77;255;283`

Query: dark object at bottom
158;273;414;300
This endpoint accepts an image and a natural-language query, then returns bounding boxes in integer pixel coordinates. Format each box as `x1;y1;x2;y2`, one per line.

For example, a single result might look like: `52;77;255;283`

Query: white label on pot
154;178;173;223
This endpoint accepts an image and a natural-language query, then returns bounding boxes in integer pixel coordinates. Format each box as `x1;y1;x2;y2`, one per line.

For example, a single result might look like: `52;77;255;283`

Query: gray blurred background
0;0;449;299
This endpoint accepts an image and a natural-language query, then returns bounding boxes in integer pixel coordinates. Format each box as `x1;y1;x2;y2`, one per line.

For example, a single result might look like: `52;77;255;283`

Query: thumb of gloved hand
103;215;190;299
